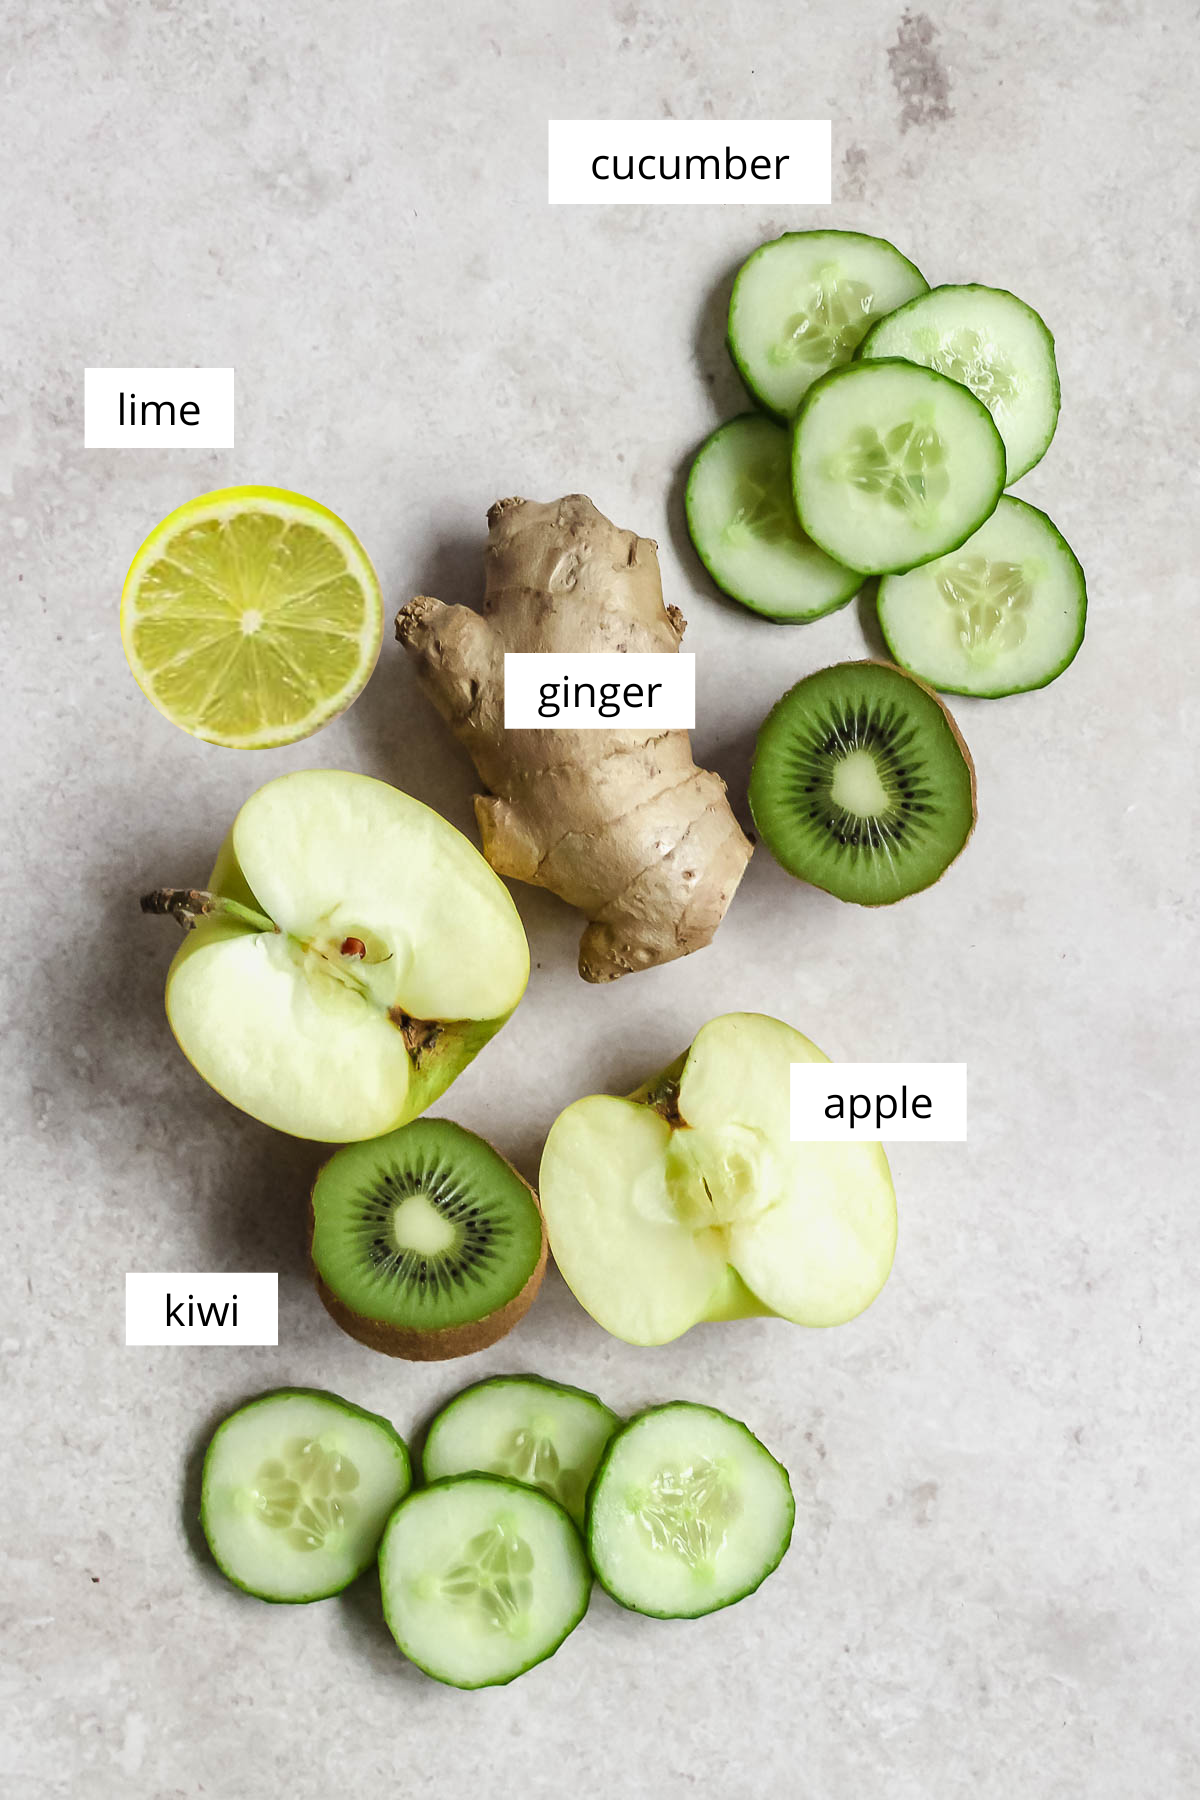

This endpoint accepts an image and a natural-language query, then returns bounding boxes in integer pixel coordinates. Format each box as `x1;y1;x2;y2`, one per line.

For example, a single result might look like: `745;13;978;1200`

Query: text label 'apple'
790;1063;967;1142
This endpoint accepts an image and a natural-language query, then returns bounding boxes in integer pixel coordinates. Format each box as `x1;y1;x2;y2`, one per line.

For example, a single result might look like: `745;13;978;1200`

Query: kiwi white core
829;748;891;817
390;1191;458;1256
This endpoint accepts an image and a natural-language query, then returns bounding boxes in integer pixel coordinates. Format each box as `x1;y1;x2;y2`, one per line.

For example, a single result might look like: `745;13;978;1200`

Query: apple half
539;1012;897;1345
145;770;529;1141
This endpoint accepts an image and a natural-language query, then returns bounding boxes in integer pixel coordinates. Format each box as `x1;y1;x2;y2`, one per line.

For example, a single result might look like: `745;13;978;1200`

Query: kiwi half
748;659;976;904
309;1119;547;1361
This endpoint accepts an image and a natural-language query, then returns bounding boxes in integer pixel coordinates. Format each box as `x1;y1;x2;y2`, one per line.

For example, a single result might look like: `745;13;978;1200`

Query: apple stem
641;1072;683;1126
139;888;277;935
389;1009;443;1061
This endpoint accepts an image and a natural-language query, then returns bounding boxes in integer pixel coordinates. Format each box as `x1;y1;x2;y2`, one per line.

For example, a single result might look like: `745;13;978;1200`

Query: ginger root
396;494;752;982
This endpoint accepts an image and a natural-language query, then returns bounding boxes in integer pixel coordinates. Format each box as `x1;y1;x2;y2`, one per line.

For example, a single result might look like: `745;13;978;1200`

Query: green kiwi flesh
748;660;976;905
310;1119;547;1361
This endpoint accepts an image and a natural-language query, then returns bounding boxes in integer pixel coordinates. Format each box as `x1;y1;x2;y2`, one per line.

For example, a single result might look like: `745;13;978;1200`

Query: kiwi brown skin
306;1168;548;1362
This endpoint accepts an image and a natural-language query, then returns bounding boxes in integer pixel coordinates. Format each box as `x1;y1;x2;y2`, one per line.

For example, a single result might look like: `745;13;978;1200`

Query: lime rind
120;486;383;749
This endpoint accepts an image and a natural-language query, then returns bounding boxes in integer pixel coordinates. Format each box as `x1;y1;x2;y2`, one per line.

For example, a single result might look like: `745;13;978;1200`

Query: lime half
121;486;383;748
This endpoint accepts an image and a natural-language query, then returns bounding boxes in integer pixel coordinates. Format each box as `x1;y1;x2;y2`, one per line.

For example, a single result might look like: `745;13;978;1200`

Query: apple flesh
153;770;529;1141
538;1012;897;1345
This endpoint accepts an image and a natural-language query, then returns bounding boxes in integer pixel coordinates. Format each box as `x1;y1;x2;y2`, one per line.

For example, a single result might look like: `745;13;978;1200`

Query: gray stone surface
2;1;1197;1795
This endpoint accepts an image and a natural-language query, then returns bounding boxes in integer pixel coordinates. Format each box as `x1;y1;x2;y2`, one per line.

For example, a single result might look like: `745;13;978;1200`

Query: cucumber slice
792;359;1006;576
858;283;1060;482
200;1388;411;1603
877;494;1086;697
586;1402;794;1619
421;1375;619;1528
685;415;861;622
727;229;928;419
379;1475;591;1687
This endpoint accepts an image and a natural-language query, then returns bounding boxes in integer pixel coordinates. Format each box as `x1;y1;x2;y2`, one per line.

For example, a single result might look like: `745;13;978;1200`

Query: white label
790;1064;967;1142
548;119;831;205
84;367;235;448
504;652;695;729
125;1272;277;1345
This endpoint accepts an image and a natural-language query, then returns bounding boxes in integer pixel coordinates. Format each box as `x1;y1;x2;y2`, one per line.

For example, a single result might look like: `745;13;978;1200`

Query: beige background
3;1;1197;1795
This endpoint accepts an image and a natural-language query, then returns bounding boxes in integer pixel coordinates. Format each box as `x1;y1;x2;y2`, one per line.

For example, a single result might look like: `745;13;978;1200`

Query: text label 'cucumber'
504;653;695;730
125;1272;277;1345
84;367;235;448
548;120;831;205
790;1064;967;1142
